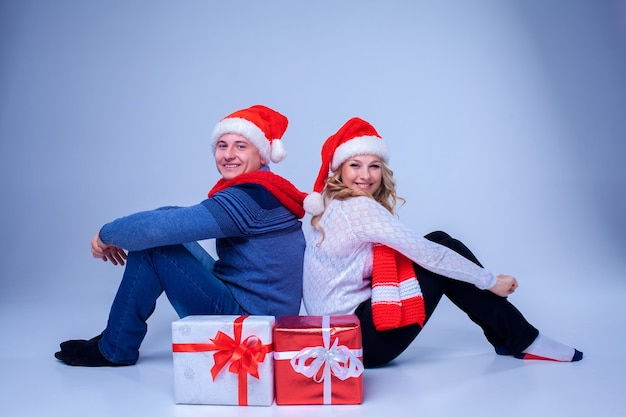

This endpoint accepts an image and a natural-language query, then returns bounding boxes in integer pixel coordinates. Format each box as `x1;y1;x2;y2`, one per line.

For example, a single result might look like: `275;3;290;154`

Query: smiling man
214;133;265;179
55;105;307;367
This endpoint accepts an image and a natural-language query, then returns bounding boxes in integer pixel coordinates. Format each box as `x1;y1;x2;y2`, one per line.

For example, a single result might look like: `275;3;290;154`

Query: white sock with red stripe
515;333;583;362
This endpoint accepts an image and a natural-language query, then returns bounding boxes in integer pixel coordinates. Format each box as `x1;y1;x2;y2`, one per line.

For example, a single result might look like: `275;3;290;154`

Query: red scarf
371;244;426;331
208;170;306;219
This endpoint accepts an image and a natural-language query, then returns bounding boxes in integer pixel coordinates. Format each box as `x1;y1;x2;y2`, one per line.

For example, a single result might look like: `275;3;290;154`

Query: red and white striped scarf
371;244;426;331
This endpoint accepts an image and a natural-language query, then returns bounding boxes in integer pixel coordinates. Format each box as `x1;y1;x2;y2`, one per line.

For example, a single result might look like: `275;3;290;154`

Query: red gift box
273;315;364;405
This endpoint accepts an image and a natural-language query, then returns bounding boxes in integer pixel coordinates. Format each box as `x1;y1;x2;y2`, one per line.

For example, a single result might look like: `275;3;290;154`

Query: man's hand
91;232;127;266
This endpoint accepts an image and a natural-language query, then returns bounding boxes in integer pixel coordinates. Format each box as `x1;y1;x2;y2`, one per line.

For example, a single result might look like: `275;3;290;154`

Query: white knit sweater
303;196;497;315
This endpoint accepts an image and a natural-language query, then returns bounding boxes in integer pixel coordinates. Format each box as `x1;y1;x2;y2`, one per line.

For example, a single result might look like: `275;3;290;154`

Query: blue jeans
99;243;246;364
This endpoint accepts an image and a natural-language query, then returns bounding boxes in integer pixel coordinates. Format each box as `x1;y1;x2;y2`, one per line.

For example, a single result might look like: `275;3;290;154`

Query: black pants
355;231;539;368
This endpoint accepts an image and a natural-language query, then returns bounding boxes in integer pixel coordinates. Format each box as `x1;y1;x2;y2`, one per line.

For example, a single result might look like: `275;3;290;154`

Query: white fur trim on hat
270;139;287;163
211;117;272;162
303;192;325;216
331;135;389;171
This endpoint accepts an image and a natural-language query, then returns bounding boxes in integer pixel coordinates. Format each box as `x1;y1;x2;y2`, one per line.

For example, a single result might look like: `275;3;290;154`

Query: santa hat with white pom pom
210;104;288;164
303;117;390;216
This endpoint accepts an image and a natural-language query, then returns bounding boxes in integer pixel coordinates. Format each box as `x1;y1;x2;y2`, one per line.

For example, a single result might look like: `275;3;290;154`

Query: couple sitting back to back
55;105;582;369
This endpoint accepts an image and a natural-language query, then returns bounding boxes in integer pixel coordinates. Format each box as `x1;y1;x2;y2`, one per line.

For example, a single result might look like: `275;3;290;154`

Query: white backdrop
1;0;625;303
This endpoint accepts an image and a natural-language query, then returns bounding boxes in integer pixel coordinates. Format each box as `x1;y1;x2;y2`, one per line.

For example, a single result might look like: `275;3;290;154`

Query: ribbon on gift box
172;315;272;405
274;315;364;404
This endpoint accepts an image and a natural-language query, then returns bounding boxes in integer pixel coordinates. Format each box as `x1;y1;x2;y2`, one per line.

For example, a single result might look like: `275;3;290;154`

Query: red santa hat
304;117;389;215
210;104;288;163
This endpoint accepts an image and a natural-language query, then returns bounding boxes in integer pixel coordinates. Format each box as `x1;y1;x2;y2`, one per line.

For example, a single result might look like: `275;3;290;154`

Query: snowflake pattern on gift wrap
178;324;191;336
172;317;275;405
218;321;232;333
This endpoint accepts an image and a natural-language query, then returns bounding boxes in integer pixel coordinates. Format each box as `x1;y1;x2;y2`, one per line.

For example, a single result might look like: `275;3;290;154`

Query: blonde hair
310;160;404;244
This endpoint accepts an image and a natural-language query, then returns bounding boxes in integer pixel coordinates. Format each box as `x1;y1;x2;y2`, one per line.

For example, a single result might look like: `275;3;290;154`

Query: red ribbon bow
209;326;269;381
172;315;272;405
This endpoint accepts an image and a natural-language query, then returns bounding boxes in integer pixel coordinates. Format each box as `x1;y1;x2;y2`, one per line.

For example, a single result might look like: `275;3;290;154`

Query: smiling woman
302;117;582;369
340;155;383;194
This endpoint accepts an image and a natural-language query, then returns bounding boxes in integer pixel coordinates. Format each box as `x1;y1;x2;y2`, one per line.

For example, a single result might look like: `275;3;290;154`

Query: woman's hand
91;232;127;266
488;274;518;297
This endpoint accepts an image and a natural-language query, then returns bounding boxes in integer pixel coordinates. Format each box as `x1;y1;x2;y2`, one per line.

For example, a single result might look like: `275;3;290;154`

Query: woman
55;105;307;367
302;117;582;368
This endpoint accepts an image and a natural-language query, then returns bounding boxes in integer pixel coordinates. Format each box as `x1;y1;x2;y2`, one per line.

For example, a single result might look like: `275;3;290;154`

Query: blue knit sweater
98;183;305;317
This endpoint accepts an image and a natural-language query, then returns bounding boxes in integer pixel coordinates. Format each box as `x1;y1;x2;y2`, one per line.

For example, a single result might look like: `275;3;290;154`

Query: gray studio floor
1;260;624;417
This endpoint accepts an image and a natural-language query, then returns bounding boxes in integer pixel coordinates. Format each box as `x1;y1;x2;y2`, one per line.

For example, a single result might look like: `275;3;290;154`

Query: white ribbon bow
290;337;363;382
287;316;364;404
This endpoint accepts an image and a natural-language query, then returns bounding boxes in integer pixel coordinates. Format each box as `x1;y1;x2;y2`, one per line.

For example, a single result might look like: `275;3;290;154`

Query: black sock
59;334;103;352
55;335;131;367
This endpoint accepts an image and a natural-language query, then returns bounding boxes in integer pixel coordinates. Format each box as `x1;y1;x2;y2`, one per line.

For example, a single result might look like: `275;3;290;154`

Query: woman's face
340;154;383;195
214;133;266;180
